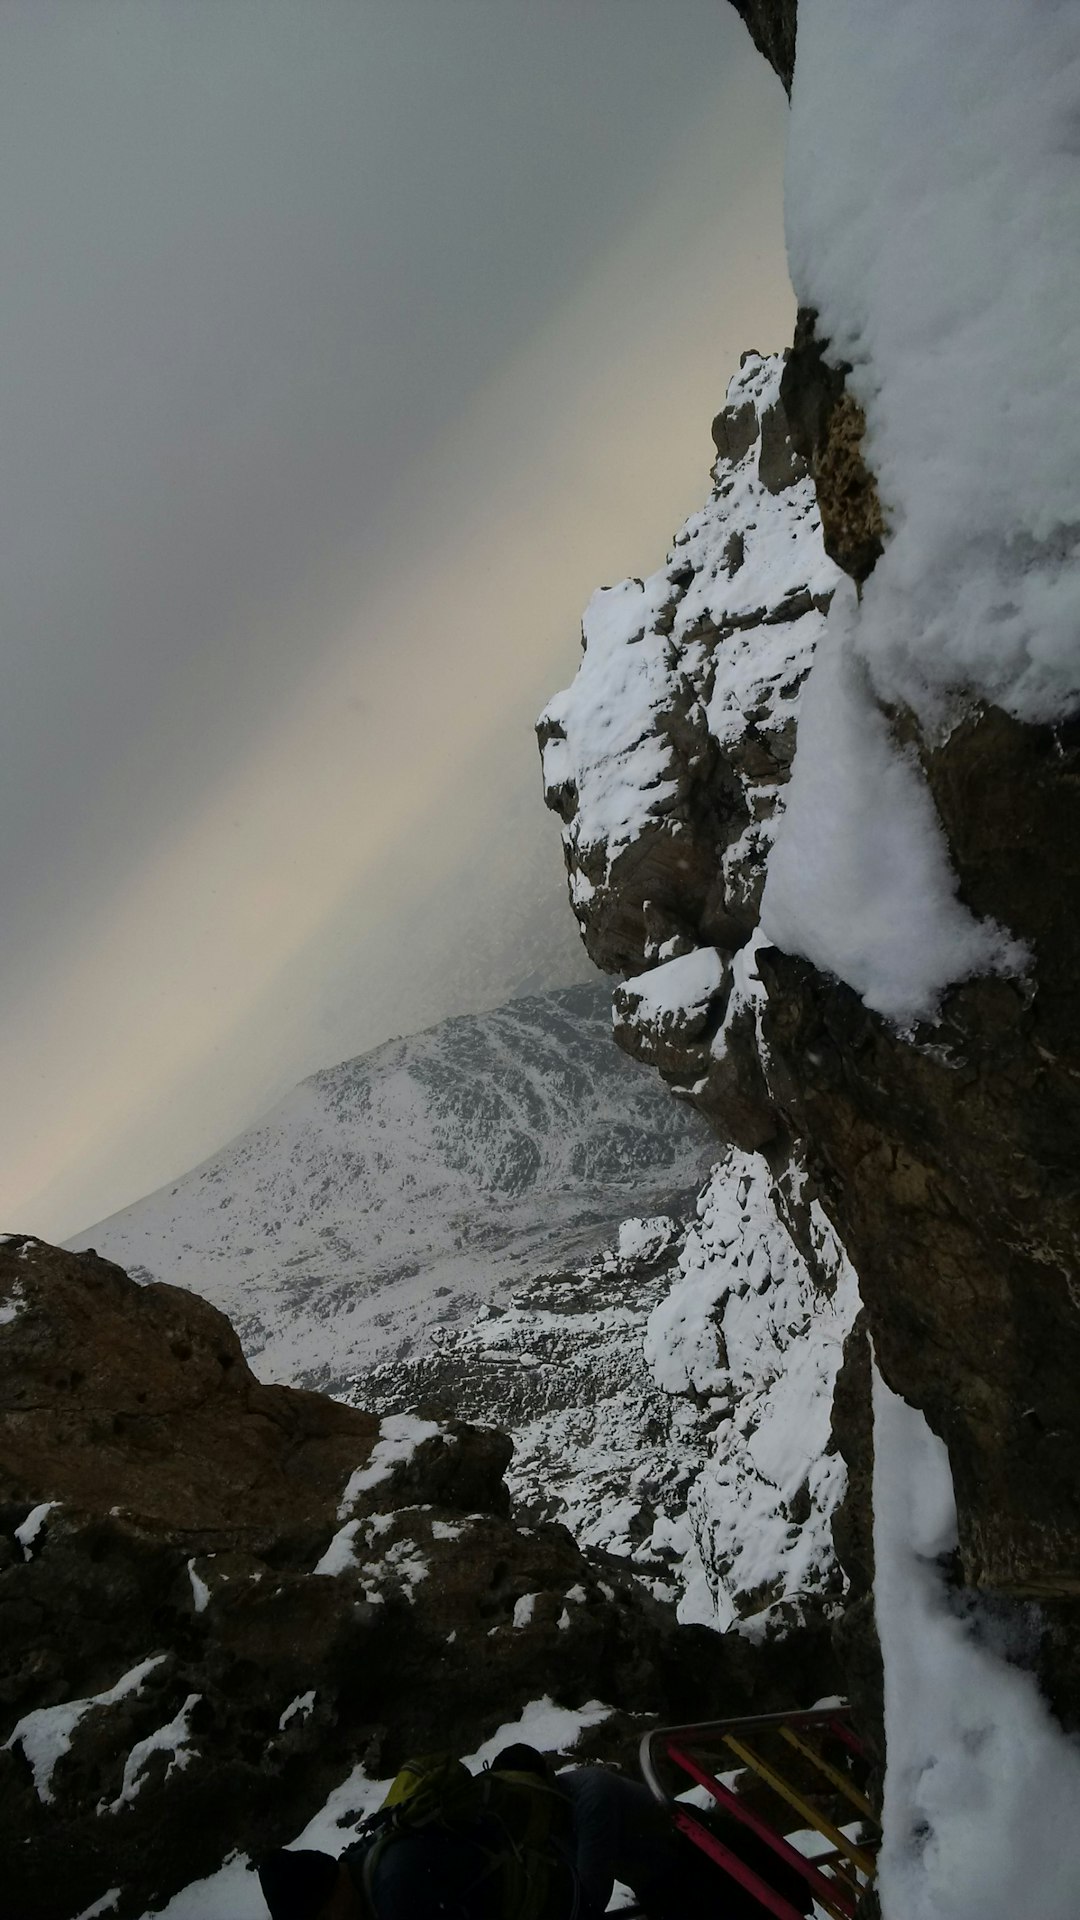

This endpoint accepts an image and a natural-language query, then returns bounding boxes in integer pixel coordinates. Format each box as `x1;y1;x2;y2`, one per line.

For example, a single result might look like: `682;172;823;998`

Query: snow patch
75;1894;122;1920
186;1560;210;1614
762;597;1026;1026
616;948;726;1026
0;1282;25;1326
512;1592;537;1629
5;1655;166;1804
102;1696;200;1814
15;1501;58;1560
468;1697;613;1770
337;1414;441;1516
872;1366;1080;1918
278;1691;316;1731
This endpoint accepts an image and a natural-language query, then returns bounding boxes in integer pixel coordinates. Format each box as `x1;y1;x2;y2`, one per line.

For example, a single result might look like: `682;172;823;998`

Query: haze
0;2;793;1239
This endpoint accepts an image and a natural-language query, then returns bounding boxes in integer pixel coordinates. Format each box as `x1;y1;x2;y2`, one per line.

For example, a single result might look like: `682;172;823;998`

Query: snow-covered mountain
358;1144;857;1638
70;984;712;1392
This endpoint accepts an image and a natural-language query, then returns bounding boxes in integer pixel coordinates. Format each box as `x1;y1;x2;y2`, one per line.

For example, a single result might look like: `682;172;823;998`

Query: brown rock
781;308;886;583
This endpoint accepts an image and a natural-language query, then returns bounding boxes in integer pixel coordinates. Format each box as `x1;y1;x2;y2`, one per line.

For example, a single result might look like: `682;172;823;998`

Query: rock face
4;1236;798;1920
541;0;1080;1752
728;0;798;93
538;351;839;1156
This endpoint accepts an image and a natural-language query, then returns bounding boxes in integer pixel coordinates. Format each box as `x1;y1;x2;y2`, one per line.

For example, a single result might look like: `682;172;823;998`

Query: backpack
344;1751;578;1920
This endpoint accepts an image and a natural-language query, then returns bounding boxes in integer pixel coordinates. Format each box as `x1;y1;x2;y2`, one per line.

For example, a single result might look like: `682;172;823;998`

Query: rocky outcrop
780;308;885;584
0;1236;837;1920
539;351;838;1157
728;0;798;93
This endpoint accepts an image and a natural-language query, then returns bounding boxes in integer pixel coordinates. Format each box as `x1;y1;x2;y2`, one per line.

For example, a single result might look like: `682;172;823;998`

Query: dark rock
781;308;885;583
726;0;798;94
827;1315;884;1784
758;395;807;496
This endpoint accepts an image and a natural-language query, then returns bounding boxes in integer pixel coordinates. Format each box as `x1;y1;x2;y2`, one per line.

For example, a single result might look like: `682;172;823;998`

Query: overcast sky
1;2;793;1240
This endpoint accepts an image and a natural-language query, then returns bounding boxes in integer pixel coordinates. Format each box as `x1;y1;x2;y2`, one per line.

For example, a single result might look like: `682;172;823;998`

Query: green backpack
346;1751;577;1920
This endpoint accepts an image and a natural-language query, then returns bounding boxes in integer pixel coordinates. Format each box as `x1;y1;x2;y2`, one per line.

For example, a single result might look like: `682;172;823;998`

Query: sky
0;1;794;1240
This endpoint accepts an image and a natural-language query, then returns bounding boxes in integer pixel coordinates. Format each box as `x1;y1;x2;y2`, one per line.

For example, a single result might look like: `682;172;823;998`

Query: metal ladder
639;1705;881;1919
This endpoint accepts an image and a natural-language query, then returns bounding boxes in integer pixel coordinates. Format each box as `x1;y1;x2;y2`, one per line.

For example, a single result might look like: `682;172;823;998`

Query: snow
5;1654;166;1804
103;1695;200;1814
68;986;710;1392
645;1149;858;1630
540;353;839;891
762;591;1027;1026
313;1514;429;1602
337;1414;441;1516
765;0;1080;1022
616;948;726;1025
15;1500;58;1559
468;1697;613;1770
278;1692;315;1731
312;1519;362;1578
0;1282;24;1326
872;1366;1080;1919
186;1560;210;1614
75;1895;121;1920
512;1592;537;1629
540;573;684;863
787;0;1080;727
615;1215;677;1264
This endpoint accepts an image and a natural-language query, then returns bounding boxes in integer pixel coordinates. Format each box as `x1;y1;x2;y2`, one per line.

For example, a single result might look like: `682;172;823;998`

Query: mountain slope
71;985;711;1391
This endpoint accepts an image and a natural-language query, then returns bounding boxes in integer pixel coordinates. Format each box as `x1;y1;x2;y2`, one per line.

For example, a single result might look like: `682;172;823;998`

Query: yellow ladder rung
720;1735;878;1879
779;1725;879;1824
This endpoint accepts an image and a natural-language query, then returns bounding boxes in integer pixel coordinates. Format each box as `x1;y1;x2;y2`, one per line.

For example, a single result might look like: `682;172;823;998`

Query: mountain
356;1144;857;1639
70;984;712;1393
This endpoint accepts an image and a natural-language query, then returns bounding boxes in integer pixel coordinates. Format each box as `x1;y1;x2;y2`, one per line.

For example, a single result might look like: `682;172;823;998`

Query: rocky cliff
1;1236;834;1920
543;0;1080;1858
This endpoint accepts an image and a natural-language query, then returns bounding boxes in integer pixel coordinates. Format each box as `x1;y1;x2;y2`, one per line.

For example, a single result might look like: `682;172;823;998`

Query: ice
872;1367;1080;1918
615;1215;677;1264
